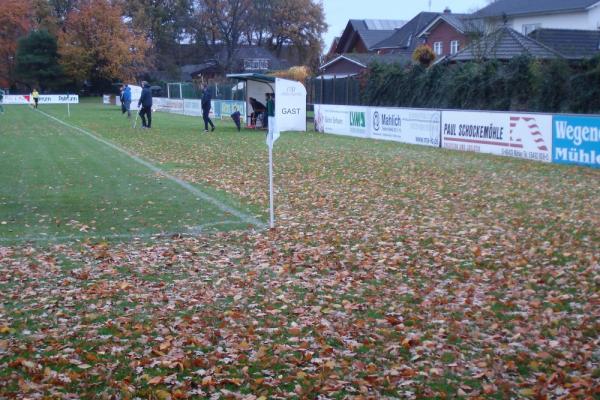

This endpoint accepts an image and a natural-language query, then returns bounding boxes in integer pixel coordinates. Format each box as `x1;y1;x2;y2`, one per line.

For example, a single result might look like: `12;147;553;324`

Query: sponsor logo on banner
370;108;440;147
442;111;552;162
314;106;325;133
373;111;381;132
553;116;600;167
350;111;366;129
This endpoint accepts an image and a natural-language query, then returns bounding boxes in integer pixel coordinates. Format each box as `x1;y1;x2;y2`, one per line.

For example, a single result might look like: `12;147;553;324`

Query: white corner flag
266;116;279;148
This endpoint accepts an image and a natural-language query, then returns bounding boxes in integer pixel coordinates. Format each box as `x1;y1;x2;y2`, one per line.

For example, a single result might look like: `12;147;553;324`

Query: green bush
360;57;600;114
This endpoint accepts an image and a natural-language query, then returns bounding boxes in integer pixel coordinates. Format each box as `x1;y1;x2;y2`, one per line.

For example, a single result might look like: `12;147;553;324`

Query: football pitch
0;103;263;244
0;99;599;398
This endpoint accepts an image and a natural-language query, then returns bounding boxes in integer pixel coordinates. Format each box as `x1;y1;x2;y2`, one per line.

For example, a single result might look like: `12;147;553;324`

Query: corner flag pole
268;141;275;228
266;116;279;229
67;94;71;117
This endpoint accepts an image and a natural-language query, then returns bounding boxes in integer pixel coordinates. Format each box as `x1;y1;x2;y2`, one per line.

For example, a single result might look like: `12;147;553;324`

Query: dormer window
522;23;541;35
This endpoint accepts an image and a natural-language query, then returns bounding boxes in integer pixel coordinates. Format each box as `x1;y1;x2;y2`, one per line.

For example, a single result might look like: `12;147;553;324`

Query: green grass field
0;102;262;244
0;99;599;398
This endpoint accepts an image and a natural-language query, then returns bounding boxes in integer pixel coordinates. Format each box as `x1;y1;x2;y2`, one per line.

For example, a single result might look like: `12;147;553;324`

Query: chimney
444;7;451;14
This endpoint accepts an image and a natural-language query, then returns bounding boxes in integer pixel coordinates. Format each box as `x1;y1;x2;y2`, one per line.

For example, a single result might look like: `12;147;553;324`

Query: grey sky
322;0;489;49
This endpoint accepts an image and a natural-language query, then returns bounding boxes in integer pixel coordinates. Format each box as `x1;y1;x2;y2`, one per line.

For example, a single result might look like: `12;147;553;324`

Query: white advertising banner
4;94;79;104
314;104;370;138
314;104;441;147
183;99;203;117
138;98;215;117
370;108;440;147
4;95;31;104
275;77;307;132
154;98;184;114
442;111;553;162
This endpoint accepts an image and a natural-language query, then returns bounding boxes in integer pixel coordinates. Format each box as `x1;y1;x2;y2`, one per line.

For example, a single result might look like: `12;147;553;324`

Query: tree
198;0;252;71
122;0;193;70
192;0;326;74
245;0;274;46
15;30;64;91
267;0;326;71
47;0;78;24
31;0;60;36
58;0;150;87
0;0;33;87
412;44;435;67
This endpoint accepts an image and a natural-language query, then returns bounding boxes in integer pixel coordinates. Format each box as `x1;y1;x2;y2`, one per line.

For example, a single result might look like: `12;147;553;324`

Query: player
32;88;40;108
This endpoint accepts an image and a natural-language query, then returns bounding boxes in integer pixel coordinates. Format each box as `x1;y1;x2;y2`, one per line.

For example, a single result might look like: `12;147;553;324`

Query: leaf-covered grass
0;103;261;244
0;99;599;399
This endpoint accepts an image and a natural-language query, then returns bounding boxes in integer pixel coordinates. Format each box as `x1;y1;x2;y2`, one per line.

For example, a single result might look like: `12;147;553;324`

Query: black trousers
139;106;152;128
232;116;241;131
203;109;214;130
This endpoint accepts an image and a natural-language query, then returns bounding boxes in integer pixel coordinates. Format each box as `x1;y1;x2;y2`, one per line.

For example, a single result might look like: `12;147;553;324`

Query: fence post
346;77;349;105
320;76;324;104
333;75;336;105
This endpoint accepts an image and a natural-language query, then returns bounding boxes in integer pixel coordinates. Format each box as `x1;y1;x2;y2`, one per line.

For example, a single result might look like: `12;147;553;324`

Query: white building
474;0;600;35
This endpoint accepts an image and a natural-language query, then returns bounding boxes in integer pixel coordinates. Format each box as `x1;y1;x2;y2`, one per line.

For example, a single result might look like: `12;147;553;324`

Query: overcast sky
322;0;489;49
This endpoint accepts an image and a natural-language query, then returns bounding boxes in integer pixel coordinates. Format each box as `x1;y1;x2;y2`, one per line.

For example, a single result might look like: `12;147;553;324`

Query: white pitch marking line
0;220;244;243
35;109;264;228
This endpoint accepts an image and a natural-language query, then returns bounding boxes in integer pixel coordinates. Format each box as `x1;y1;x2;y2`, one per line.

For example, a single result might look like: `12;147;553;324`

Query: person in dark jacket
230;107;241;131
265;93;274;128
137;81;153;129
201;84;215;132
119;86;126;114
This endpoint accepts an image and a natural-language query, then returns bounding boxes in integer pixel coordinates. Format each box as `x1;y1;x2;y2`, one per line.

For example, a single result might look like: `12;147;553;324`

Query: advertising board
553;115;600;168
314;104;370;138
4;94;79;104
314;104;441;147
370;108;440;147
441;111;552;162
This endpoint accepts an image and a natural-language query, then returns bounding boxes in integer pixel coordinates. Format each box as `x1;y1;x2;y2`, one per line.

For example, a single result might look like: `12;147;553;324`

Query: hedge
361;55;600;114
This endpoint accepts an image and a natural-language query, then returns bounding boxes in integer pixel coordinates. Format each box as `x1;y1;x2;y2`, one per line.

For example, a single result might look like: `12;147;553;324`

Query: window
522;23;541;36
433;41;443;55
450;40;459;54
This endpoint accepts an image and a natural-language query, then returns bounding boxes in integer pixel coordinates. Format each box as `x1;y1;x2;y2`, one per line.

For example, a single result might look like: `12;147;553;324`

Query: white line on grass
35;109;264;228
0;220;243;244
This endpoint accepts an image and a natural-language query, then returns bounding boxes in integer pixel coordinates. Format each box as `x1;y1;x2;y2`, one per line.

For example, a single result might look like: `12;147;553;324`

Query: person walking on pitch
266;93;275;128
0;89;4;114
32;89;40;108
230;107;241;131
201;84;215;132
137;81;153;129
122;84;132;118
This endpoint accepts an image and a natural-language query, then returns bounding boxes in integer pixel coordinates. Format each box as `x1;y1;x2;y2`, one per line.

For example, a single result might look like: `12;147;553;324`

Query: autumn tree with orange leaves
58;0;150;86
0;0;33;87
